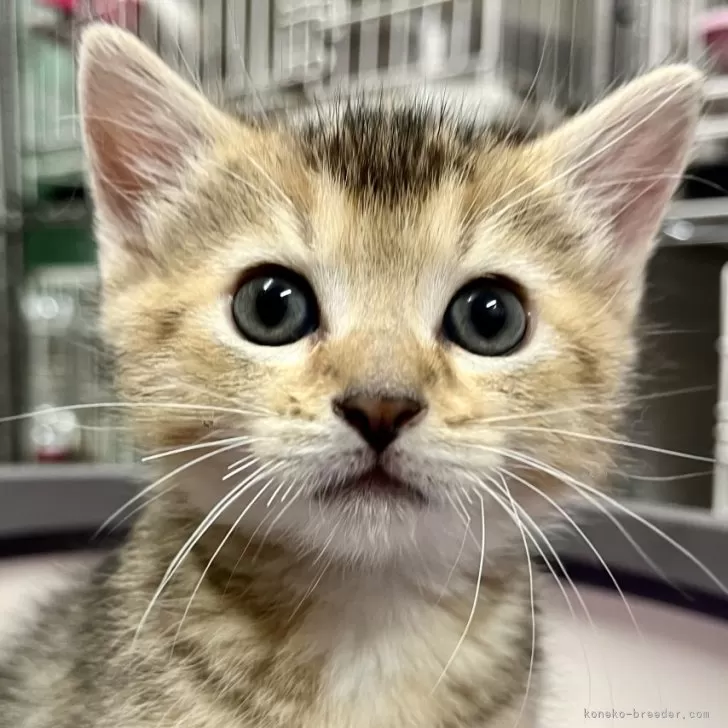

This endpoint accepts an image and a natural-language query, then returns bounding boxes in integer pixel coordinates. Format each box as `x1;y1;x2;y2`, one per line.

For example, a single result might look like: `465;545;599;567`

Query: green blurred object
14;0;96;273
19;0;85;201
23;224;96;272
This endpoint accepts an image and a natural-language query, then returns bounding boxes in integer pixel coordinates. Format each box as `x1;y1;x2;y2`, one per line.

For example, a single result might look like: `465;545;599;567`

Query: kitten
0;24;701;728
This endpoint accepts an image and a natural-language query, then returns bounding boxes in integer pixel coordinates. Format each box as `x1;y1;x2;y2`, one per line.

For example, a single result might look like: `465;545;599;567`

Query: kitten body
0;504;538;728
0;26;702;728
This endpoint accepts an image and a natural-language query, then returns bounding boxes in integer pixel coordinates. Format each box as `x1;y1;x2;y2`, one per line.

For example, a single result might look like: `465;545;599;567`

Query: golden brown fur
0;25;703;728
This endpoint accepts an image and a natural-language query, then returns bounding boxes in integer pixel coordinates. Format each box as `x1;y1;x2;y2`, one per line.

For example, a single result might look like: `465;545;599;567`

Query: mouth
316;465;427;506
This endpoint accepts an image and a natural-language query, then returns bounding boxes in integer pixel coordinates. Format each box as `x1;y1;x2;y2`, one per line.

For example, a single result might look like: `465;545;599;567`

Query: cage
20;265;136;464
2;7;728;701
1;0;728;486
6;0;722;207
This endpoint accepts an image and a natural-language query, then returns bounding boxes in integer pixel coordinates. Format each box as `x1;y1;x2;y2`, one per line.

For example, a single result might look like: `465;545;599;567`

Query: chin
284;495;473;570
178;451;523;572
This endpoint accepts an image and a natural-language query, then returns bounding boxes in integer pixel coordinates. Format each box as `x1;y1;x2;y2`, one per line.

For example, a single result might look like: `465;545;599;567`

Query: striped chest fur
136;539;539;728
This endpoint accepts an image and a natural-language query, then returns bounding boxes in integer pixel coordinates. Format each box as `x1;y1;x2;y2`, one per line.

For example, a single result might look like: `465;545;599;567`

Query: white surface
715;263;728;516
541;581;728;727
0;555;726;727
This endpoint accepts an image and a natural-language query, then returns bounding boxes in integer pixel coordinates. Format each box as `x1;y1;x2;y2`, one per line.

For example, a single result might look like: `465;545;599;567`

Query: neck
123;493;524;637
112;495;538;728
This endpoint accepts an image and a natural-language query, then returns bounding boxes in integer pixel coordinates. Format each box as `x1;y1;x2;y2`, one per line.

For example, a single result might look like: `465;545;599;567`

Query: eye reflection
232;266;319;346
443;278;528;356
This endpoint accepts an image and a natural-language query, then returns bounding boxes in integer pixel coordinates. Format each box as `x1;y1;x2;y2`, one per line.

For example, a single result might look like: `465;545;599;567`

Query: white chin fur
177;456;525;571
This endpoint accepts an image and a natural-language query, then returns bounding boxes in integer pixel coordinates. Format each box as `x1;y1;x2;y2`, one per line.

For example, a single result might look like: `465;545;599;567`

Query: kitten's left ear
534;65;703;279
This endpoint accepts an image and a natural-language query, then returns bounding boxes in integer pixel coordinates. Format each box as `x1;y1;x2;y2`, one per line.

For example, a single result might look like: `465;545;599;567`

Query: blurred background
1;1;728;565
0;5;726;722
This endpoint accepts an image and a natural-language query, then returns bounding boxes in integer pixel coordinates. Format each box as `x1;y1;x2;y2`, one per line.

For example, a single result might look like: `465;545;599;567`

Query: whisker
569;475;728;598
492;447;685;596
432;492;486;693
97;440;248;535
444;491;471;531
222;454;259;479
172;475;278;649
0;401;268;426
479;385;713;426
142;435;255;462
279;478;299;503
103;481;179;534
312;522;341;568
614;470;712;483
134;460;285;641
484;471;598;706
252;488;306;563
435;501;470;605
495;458;667;704
224;453;267;480
287;526;341;626
149;379;272;414
492;426;714;464
496;463;646;646
492;474;537;728
223;480;304;595
483;442;728;599
266;477;292;508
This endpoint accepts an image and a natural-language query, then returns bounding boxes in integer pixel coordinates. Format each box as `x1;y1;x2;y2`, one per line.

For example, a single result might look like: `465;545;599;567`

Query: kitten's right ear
530;65;702;282
79;25;232;266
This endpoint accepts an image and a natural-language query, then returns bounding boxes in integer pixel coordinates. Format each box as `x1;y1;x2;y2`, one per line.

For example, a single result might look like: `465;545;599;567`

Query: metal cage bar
0;0;24;461
12;1;716;177
0;0;724;465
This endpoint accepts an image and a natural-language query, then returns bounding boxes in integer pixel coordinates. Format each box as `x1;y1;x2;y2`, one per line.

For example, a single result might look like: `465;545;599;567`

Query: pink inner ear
80;30;217;233
544;66;702;273
600;134;684;252
569;112;696;264
85;105;187;227
82;54;162;226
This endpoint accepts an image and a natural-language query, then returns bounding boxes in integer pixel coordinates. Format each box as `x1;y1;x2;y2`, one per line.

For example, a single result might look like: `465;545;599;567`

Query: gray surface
623;245;725;509
552;499;728;598
0;465;726;600
662;200;728;247
0;464;142;537
0;0;27;461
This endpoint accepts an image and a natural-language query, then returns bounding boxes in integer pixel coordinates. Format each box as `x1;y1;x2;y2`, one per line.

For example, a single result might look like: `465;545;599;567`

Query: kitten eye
232;266;319;346
443;277;528;356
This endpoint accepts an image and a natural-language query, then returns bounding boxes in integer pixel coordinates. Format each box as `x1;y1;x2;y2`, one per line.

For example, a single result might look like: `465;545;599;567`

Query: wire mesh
20;266;136;464
0;0;724;464
6;1;719;205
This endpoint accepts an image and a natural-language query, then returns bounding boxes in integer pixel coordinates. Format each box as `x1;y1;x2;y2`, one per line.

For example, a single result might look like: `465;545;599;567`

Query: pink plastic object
37;0;77;12
36;0;140;30
701;9;728;74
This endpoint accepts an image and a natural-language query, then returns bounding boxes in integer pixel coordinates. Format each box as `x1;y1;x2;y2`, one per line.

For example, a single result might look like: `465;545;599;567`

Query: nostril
392;401;424;430
340;406;370;434
332;392;427;453
333;400;371;436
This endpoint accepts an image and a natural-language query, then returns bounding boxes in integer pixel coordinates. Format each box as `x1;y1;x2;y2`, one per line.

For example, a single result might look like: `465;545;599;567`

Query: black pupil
468;290;507;339
256;278;292;328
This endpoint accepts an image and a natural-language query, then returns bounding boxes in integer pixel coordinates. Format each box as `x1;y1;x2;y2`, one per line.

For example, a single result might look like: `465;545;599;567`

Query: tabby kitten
0;25;701;728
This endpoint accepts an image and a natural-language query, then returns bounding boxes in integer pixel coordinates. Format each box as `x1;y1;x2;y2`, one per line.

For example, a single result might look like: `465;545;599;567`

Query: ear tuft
536;64;703;277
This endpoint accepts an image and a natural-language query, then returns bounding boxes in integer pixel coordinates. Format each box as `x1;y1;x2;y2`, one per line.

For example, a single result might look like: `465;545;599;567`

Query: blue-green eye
232;266;319;346
443;278;528;356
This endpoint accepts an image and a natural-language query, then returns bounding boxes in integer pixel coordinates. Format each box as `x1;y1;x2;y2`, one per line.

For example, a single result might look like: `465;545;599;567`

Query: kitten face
79;27;702;568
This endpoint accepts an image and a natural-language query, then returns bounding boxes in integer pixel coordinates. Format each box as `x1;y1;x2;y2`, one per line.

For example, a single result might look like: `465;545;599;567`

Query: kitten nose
333;393;426;453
